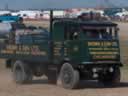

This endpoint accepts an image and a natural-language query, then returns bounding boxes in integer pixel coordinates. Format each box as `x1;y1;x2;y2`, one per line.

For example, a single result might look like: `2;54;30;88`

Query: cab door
63;25;83;63
66;40;82;63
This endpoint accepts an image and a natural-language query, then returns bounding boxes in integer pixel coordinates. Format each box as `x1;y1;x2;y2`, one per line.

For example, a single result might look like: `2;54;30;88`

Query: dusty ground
0;22;128;96
0;60;128;96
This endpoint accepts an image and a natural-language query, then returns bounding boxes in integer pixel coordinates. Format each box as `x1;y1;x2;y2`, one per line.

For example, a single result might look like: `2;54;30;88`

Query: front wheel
60;63;80;89
98;67;121;86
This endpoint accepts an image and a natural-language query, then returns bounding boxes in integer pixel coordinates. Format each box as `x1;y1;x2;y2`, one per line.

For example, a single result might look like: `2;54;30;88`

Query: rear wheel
13;61;33;84
98;67;120;86
60;63;80;89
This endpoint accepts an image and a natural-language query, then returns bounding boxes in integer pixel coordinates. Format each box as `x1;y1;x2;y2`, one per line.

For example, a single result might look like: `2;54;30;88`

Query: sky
0;0;128;10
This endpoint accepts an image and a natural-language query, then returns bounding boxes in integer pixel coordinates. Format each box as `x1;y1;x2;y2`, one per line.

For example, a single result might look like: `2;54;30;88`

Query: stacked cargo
15;28;49;44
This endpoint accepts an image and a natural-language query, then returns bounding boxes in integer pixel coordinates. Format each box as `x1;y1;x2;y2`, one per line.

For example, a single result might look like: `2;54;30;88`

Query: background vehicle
0;15;23;23
0;11;122;89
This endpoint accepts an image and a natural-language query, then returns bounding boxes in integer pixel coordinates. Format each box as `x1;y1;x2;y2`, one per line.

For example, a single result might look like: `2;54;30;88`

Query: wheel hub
63;71;72;84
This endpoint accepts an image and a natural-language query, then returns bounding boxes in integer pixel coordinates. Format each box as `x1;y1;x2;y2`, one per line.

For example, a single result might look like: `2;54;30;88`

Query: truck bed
0;42;50;62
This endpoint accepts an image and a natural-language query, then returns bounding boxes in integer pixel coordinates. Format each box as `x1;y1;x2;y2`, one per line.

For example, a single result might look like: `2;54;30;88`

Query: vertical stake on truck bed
50;10;53;40
49;10;54;62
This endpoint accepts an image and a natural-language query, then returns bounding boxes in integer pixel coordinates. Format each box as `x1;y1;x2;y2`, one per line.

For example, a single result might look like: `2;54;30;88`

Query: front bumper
78;61;123;68
82;61;122;65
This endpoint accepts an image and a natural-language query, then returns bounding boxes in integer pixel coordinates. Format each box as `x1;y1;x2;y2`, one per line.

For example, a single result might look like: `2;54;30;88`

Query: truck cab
52;20;121;65
51;18;122;88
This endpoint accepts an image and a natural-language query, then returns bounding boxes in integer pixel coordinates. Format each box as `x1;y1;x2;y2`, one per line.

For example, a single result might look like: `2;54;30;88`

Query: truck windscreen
82;27;118;40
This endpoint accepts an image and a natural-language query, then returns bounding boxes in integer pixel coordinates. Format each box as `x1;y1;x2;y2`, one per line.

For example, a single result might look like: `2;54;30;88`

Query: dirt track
0;22;128;96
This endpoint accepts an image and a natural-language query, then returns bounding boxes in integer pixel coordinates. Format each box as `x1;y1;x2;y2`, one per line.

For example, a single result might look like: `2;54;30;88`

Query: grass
24;20;50;30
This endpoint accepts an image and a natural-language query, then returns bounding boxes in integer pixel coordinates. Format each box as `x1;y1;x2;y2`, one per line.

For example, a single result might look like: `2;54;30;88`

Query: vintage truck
0;11;122;89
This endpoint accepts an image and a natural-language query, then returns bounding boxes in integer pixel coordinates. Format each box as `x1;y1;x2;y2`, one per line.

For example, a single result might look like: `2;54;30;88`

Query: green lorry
0;11;122;89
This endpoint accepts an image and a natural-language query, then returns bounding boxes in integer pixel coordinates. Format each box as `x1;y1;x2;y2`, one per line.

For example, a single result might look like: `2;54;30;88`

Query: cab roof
54;19;117;27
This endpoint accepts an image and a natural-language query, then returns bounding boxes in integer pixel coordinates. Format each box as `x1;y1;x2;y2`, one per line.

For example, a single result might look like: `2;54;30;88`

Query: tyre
60;63;80;89
13;61;33;84
98;67;120;86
